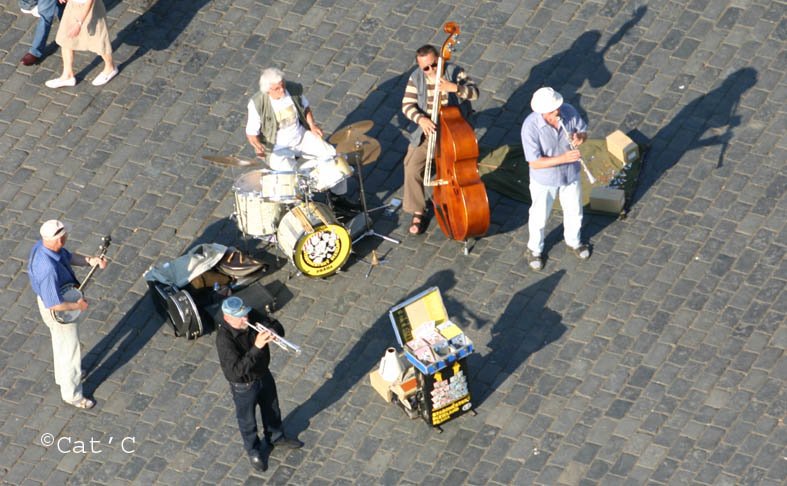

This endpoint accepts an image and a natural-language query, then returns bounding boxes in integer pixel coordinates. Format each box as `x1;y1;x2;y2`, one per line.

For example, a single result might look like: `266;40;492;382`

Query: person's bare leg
60;47;75;79
99;53;115;76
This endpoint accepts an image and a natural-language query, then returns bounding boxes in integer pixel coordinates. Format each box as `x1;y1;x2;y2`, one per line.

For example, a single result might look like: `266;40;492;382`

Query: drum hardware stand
350;143;400;247
359;248;391;279
461;239;477;256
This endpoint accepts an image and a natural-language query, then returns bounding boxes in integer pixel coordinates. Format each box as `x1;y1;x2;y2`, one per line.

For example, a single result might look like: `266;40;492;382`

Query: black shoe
248;450;268;472
330;194;363;211
272;436;304;449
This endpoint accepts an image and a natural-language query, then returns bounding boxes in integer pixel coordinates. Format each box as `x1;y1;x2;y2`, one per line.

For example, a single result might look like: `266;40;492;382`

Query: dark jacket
215;310;286;383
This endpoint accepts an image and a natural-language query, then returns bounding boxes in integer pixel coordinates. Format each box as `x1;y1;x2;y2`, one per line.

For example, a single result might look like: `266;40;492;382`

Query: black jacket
215;310;285;383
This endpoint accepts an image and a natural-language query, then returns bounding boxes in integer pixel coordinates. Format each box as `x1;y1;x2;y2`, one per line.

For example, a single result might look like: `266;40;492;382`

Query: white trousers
527;179;583;255
37;297;83;403
271;131;347;195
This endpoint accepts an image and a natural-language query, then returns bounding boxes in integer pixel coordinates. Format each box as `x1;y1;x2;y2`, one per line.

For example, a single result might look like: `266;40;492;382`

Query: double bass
424;22;490;245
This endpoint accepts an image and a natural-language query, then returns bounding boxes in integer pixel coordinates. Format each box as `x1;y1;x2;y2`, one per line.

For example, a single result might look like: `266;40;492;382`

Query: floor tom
233;171;285;236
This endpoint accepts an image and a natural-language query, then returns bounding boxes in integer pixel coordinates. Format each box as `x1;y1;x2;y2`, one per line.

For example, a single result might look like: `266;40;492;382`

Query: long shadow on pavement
627;67;758;209
468;270;567;408
475;6;647;150
282;269;463;437
76;0;214;80
474;7;647;239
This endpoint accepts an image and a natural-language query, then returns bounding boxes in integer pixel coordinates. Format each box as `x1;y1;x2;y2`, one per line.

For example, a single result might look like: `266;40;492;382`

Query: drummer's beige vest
251;82;309;154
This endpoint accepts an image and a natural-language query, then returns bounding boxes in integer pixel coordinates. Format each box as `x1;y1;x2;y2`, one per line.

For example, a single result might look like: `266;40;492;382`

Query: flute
245;319;302;355
557;116;597;184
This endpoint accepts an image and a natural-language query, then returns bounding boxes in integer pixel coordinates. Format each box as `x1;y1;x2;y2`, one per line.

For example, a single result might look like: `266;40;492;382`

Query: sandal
409;213;425;235
70;397;95;409
572;244;591;260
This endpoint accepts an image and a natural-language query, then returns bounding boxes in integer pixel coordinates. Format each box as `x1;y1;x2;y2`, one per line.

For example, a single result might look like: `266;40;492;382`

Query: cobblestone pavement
1;0;785;484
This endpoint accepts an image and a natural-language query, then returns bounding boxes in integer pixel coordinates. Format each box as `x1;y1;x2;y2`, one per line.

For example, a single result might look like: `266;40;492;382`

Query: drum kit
204;121;394;279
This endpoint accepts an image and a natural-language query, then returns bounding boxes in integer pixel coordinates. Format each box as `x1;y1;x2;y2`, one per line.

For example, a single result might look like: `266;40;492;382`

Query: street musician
215;296;303;472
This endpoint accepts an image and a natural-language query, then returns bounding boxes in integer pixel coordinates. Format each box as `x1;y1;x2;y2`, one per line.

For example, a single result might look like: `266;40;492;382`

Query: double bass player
401;44;479;235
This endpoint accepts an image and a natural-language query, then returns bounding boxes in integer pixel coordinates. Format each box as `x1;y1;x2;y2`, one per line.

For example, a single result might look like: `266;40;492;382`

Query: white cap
531;87;563;114
40;219;68;240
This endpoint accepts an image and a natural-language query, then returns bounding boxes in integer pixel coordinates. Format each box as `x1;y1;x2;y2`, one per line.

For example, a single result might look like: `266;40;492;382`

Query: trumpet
557;116;597;184
244;319;302;355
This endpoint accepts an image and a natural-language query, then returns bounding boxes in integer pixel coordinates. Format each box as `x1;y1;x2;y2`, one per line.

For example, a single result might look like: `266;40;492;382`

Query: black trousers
229;370;283;454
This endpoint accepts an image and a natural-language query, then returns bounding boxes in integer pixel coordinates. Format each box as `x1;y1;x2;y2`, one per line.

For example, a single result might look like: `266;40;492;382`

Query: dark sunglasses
422;62;438;72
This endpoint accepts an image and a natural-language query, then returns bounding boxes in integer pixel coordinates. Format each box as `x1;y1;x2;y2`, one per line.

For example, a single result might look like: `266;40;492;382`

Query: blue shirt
520;103;588;186
28;240;77;309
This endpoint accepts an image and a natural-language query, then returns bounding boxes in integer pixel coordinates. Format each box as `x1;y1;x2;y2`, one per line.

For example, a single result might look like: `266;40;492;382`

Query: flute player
521;87;591;271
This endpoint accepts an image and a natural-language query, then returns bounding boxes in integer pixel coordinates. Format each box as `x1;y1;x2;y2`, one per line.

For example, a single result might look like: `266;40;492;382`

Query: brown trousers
403;141;430;214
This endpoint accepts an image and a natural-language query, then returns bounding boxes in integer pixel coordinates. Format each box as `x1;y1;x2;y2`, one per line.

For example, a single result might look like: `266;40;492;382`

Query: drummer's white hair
260;68;285;93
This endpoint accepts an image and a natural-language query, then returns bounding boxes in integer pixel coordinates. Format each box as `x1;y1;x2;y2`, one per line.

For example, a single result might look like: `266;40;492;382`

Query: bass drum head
277;202;351;277
293;223;351;277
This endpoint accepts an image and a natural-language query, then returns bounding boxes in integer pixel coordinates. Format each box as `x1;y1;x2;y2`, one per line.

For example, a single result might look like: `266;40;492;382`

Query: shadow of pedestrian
468;270;566;408
75;0;214;80
282;270;473;437
628;67;758;208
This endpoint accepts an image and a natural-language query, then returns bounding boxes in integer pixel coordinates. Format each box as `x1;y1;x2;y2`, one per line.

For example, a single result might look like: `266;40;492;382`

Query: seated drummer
245;67;359;210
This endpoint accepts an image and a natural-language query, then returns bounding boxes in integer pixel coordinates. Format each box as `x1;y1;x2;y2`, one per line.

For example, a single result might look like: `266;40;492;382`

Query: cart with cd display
388;287;475;428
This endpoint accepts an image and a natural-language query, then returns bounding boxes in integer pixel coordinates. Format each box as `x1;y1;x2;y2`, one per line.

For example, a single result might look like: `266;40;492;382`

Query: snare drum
233;171;285;236
277;202;352;277
300;155;354;192
261;171;299;203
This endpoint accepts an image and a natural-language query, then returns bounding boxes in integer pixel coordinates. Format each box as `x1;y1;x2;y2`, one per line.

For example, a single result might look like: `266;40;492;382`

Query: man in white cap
27;219;107;409
520;87;590;270
215;296;303;472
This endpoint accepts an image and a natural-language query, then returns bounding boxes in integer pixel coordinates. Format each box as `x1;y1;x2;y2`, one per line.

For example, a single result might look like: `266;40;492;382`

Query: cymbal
203;155;257;167
328;120;374;145
338;135;381;166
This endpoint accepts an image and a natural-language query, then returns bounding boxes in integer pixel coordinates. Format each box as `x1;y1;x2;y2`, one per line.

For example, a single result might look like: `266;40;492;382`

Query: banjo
51;235;111;324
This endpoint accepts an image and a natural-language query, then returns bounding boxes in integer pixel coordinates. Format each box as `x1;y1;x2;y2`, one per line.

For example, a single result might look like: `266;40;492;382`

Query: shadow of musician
468;270;567;408
475;6;647;149
280;270;487;437
628;67;758;209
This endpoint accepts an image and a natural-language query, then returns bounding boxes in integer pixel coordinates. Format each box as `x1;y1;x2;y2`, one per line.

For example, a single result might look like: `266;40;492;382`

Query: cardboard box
391;376;419;400
590;187;625;215
606;130;639;164
369;369;393;403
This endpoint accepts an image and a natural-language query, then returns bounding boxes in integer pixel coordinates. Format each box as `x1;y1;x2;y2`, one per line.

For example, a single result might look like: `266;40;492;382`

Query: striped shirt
402;66;478;124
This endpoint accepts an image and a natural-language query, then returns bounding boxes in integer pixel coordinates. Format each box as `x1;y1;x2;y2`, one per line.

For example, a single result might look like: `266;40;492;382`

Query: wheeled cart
388;287;475;427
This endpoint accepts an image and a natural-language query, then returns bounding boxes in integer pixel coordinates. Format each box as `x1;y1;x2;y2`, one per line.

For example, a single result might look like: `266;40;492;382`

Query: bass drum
276;202;351;277
233;171;285;236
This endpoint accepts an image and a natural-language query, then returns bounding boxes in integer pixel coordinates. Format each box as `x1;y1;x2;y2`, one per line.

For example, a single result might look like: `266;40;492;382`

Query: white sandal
70;397;95;409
